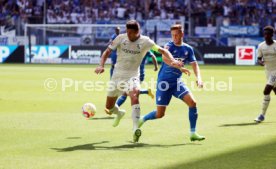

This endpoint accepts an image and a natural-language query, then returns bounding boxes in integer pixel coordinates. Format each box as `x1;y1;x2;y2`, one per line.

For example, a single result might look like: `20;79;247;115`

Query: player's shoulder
258;41;266;48
117;33;127;39
182;42;194;50
140;35;152;41
164;41;174;48
113;33;128;43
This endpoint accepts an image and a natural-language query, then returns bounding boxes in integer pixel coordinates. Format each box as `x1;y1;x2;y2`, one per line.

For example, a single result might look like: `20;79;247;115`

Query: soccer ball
82;103;96;118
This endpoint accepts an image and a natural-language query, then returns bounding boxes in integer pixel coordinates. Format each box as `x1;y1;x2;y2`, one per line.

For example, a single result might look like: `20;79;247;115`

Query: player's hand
196;80;203;88
171;60;183;68
180;67;190;76
258;60;265;66
154;66;158;71
95;66;104;74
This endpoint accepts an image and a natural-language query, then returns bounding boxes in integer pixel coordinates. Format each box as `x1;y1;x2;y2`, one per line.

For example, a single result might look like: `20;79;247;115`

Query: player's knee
130;95;139;104
105;105;112;110
263;85;273;95
156;112;165;118
188;100;197;107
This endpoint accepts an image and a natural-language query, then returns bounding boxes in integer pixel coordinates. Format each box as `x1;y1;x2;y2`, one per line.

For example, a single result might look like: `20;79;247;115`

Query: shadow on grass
160;138;276;169
219;122;259;127
89;117;114;120
51;141;197;152
66;137;82;139
219;121;275;127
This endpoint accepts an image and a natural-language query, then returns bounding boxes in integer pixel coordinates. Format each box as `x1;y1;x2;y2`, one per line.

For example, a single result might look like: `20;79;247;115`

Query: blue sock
143;110;157;121
189;107;198;133
116;95;127;107
110;66;114;78
140;89;148;94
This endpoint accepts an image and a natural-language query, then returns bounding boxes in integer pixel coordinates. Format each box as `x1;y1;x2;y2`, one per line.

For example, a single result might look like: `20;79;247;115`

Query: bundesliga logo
238;48;253;60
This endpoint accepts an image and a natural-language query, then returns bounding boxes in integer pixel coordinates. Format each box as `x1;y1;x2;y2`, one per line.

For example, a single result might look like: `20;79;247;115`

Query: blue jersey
158;41;196;83
110;34;118;64
139;51;154;81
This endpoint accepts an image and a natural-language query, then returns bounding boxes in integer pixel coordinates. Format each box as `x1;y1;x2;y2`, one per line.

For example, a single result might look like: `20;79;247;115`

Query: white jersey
258;40;276;72
108;33;155;81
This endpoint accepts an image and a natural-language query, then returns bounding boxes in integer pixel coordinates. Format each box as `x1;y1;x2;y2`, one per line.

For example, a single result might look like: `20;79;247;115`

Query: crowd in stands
1;0;276;34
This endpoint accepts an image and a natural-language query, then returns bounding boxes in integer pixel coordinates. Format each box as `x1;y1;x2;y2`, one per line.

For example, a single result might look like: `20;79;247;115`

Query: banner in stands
25;45;69;63
0;36;36;45
227;37;263;46
195;26;216;37
48;37;82;45
196;47;235;64
0;45;24;63
220;26;259;37
235;46;256;65
69;46;107;64
145;19;184;32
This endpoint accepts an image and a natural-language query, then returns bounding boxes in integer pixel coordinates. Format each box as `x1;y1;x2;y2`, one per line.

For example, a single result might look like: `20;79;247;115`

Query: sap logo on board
26;46;68;58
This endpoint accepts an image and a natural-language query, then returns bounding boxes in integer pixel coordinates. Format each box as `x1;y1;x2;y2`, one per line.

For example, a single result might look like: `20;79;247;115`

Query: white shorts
265;70;276;87
107;77;141;97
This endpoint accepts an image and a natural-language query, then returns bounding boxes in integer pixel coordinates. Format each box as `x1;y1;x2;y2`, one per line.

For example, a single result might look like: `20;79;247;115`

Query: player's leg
174;81;205;141
116;92;128;107
139;83;172;128
138;106;167;128
105;96;126;127
182;93;205;141
127;77;143;142
255;71;276;122
139;74;154;99
273;86;276;95
129;87;142;142
139;88;154;99
110;65;114;78
105;82;126;127
255;84;274;122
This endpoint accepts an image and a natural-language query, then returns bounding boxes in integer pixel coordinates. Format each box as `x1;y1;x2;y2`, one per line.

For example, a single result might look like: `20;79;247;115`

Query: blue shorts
156;80;190;106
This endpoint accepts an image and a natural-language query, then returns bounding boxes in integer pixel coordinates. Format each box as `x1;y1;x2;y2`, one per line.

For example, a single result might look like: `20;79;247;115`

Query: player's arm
191;61;203;88
257;45;264;66
95;48;112;74
149;51;158;71
151;44;183;68
185;46;203;87
95;35;121;74
161;53;190;74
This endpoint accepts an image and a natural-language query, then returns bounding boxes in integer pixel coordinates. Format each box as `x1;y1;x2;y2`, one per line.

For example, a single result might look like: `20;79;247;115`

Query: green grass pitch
0;64;276;169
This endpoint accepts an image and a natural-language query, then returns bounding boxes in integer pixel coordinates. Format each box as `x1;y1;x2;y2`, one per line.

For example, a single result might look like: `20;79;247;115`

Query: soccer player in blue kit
139;24;205;142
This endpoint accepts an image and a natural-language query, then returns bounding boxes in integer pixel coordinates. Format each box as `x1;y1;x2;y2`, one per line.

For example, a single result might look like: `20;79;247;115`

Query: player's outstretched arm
191;62;203;88
157;47;183;68
95;48;112;74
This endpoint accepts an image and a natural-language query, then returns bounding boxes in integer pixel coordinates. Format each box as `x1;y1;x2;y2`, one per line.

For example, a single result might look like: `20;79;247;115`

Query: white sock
109;105;119;115
132;104;140;131
261;95;270;116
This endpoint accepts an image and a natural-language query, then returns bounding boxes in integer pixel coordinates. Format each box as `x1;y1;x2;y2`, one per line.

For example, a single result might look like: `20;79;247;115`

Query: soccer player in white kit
255;26;276;123
95;20;182;142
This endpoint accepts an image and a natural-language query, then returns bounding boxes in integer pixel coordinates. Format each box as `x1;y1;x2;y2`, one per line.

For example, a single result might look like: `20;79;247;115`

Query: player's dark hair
126;20;140;31
170;24;183;32
263;26;275;34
